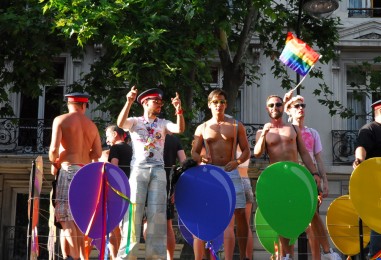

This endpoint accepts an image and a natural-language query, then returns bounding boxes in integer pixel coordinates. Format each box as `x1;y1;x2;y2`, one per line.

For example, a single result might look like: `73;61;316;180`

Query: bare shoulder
194;122;207;136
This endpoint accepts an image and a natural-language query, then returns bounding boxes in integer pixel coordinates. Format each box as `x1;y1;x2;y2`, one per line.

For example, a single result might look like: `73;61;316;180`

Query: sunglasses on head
293;103;306;109
210;100;227;105
267;102;283;108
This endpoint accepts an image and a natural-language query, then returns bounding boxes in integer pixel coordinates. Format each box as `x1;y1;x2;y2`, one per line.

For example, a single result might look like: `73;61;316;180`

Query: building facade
1;1;380;258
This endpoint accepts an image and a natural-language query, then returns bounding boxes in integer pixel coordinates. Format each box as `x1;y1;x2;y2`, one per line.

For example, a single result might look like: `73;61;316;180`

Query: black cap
137;88;163;105
371;100;381;109
65;92;90;103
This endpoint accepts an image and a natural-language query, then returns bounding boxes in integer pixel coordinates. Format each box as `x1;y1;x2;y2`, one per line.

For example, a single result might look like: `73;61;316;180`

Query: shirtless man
191;89;251;260
253;94;320;260
49;92;102;260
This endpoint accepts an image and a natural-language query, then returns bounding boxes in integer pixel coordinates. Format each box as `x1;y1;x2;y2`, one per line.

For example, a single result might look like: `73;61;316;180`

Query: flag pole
291;54;322;92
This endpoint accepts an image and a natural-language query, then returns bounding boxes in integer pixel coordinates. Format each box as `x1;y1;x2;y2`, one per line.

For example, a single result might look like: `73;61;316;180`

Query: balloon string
84;163;106;246
99;163;107;259
100;164;109;260
125;203;135;254
206;241;219;260
106;181;133;204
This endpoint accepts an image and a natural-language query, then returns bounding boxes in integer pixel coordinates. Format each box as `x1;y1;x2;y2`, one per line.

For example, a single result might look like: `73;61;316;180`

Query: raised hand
171;92;182;111
126;86;138;103
283;89;294;104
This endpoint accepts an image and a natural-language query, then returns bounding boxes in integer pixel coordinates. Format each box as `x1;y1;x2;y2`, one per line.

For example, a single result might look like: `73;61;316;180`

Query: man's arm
353;146;367;168
49;117;62;165
295;126;320;185
167;92;185;134
314;152;328;197
236;122;251;162
177;149;186;164
225;122;250;172
117;86;137;130
90;130;102;161
110;158;120;166
191;125;207;164
253;123;271;158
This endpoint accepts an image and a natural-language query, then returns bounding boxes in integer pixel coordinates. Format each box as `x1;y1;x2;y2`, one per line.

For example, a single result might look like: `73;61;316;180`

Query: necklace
141;117;160;158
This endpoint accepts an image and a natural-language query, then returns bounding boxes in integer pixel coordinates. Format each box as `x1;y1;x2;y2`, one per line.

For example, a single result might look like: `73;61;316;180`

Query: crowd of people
48;87;378;260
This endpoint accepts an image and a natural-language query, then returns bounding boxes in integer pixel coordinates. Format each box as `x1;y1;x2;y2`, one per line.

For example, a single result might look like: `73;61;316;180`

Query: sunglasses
293;103;306;109
148;98;164;106
267;102;283;108
210;100;227;105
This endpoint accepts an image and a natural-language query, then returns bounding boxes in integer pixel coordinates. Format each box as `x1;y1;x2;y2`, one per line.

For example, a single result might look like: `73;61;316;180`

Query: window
348;0;381;17
346;65;381;130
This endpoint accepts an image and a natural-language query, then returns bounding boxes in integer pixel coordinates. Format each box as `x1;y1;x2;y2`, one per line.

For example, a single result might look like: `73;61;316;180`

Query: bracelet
236;159;242;165
175;109;183;115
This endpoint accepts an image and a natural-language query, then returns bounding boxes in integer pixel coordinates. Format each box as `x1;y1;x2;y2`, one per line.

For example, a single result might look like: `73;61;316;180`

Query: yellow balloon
326;195;370;256
349;157;381;233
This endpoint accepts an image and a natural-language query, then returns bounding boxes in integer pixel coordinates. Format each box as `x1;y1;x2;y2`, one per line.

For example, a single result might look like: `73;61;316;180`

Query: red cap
137;88;163;104
65;92;90;103
371;100;381;110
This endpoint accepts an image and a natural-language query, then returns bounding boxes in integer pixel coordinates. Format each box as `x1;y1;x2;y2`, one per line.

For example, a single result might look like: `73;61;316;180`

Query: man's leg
117;167;148;259
245;202;253;260
306;224;320;259
60;220;81;259
223;215;236;260
279;236;294;259
167;219;176;260
193;238;206;260
235;208;248;260
145;167;167;259
109;226;121;259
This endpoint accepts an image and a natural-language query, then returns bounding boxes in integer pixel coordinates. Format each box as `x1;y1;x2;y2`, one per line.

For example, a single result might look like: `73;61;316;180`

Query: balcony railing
348;8;381;18
0;118;359;165
331;130;358;165
0;118;52;154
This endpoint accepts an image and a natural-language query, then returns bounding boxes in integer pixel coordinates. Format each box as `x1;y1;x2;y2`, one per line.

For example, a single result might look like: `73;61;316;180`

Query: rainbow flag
279;32;321;77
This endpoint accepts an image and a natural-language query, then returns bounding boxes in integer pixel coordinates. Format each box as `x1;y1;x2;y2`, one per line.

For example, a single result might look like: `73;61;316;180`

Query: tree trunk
222;63;245;115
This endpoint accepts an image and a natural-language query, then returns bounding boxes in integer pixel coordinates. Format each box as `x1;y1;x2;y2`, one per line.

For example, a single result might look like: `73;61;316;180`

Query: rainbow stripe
279;32;321;77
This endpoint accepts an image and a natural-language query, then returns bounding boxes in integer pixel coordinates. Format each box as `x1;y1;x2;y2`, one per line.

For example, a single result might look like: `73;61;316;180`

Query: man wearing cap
49;92;102;260
116;86;185;260
353;99;381;258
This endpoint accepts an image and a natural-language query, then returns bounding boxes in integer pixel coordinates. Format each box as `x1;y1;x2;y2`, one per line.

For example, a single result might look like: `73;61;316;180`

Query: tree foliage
1;0;344;122
0;1;81;116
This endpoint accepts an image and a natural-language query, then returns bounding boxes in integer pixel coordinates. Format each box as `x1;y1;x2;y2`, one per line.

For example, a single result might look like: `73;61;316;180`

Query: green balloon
254;209;279;254
256;161;317;239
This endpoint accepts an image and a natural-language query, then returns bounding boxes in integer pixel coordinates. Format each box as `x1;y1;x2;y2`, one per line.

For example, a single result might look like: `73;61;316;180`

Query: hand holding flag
280;32;322;91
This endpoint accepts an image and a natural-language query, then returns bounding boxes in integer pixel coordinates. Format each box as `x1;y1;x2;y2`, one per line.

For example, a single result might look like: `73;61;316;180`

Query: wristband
176;109;183;115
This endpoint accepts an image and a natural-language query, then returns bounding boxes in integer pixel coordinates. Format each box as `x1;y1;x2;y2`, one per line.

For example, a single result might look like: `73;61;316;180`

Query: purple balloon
175;165;235;241
69;162;130;239
178;217;223;252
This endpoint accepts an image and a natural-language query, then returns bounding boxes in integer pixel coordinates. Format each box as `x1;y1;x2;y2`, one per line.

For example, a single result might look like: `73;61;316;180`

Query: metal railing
0;118;359;165
331;130;358;165
348;8;381;18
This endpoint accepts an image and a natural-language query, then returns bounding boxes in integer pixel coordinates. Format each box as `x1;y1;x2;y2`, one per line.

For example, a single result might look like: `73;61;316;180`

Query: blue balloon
175;165;236;241
178;217;224;252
